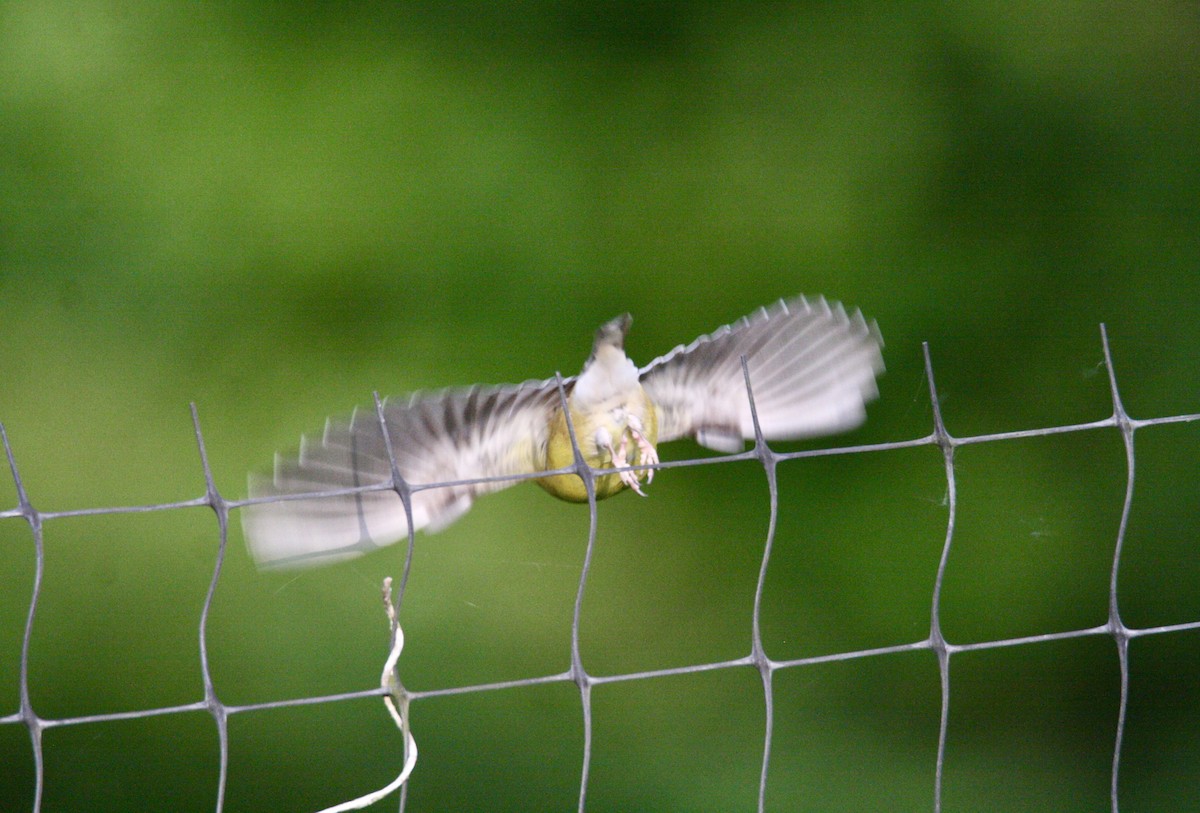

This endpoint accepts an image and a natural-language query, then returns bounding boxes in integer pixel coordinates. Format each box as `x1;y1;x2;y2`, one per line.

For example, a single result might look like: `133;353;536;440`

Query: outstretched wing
243;380;565;568
639;296;883;452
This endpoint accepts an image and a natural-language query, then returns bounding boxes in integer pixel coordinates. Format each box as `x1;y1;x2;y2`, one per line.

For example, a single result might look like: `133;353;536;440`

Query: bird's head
592;313;632;355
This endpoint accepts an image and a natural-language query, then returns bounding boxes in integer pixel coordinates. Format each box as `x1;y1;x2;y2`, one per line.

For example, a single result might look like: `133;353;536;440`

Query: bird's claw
612;434;648;496
627;419;659;486
599;418;659;497
601;432;647;496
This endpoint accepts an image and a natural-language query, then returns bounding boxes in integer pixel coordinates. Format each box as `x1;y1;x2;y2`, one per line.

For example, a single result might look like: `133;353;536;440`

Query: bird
243;296;884;569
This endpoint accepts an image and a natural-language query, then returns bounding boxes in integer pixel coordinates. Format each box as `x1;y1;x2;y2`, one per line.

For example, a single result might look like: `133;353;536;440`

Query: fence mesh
3;325;1199;813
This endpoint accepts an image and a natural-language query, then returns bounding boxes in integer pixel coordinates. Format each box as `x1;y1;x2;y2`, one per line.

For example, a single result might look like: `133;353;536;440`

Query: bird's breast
535;390;658;502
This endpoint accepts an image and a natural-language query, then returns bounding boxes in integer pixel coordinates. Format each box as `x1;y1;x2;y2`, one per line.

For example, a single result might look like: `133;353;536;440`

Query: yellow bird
243;296;883;568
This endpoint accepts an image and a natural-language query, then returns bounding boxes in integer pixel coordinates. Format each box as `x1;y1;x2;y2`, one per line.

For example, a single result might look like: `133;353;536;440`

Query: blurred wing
243;380;565;569
640;296;883;452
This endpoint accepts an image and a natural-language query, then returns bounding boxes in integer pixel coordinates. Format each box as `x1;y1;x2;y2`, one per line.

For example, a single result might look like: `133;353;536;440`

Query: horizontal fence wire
3;324;1200;813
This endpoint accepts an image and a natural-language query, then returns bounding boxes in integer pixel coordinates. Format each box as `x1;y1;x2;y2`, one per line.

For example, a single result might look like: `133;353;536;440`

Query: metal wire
3;324;1199;813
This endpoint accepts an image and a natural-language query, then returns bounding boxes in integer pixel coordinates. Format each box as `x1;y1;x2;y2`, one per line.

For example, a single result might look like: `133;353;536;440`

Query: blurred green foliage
2;2;1198;811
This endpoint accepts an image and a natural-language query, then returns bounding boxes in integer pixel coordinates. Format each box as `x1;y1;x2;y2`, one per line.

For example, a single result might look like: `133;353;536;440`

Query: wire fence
3;325;1199;813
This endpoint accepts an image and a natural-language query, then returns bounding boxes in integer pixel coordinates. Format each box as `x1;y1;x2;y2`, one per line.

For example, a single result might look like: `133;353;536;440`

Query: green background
2;2;1198;811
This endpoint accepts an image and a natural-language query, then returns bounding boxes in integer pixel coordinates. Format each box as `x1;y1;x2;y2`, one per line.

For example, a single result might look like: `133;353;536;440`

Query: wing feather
243;379;565;568
640;296;883;452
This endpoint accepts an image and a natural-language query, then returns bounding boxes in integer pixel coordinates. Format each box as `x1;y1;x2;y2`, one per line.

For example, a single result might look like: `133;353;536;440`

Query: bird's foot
598;428;647;496
626;416;659;486
615;434;648;496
